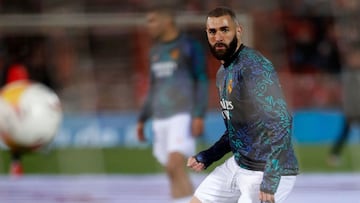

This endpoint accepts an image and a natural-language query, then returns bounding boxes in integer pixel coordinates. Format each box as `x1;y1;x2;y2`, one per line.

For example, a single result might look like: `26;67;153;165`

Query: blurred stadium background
0;0;359;202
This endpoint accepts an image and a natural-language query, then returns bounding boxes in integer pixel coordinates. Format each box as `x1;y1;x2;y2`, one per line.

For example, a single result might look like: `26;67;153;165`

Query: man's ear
236;25;243;40
237;25;243;35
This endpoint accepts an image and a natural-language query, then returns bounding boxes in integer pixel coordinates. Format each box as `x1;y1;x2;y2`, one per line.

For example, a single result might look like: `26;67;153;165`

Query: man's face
146;12;166;40
206;15;240;61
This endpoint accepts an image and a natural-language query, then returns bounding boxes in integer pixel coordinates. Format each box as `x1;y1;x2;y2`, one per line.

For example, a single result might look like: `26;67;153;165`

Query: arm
138;82;154;124
138;50;155;123
190;40;209;119
137;64;155;141
190;40;209;137
242;62;292;194
190;129;231;169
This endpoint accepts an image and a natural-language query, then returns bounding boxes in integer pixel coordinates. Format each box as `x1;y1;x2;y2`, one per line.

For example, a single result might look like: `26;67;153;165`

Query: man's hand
259;191;275;203
187;156;205;172
192;117;204;137
136;122;146;142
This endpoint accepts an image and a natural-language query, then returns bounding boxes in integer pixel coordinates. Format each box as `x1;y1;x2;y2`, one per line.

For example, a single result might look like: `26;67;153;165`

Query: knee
165;152;186;177
165;159;182;177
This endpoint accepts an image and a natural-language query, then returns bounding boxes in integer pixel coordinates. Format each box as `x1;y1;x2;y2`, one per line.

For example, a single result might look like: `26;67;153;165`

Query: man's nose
215;32;224;42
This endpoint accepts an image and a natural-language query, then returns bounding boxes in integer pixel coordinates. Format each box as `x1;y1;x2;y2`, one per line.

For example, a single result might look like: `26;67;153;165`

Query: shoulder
149;43;160;54
181;33;198;43
239;46;273;67
215;66;225;87
216;65;225;73
216;66;226;79
236;46;275;75
181;33;203;49
175;34;203;59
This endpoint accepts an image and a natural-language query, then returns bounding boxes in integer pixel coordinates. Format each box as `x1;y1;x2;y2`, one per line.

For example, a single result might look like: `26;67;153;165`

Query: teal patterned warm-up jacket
195;44;299;194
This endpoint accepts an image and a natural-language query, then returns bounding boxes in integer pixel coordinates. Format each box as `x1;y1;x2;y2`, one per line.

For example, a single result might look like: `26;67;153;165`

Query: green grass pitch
0;144;359;174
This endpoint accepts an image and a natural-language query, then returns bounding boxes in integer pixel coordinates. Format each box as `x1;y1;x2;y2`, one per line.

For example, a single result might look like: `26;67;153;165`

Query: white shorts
152;113;195;165
194;156;296;203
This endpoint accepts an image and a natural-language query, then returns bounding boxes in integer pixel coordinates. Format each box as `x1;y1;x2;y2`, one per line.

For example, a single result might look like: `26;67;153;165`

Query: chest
150;44;188;78
217;67;255;122
217;68;244;101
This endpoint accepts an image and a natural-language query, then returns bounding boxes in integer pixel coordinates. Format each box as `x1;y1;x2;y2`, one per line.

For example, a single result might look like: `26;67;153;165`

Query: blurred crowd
0;0;359;112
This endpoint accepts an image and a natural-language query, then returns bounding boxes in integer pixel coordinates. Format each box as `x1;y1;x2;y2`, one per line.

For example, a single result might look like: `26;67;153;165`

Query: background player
1;63;29;176
0;36;58;177
136;4;209;203
187;7;299;203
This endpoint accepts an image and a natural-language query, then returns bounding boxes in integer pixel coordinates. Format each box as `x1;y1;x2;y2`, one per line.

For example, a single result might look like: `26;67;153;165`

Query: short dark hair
207;7;238;22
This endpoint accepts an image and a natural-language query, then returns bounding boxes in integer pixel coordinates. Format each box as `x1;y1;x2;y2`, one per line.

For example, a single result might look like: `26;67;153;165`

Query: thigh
194;157;240;203
274;176;297;203
152;119;168;165
236;170;296;203
167;113;195;157
236;168;263;203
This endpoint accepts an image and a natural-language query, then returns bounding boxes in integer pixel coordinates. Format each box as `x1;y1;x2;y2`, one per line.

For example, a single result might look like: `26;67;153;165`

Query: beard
209;35;238;61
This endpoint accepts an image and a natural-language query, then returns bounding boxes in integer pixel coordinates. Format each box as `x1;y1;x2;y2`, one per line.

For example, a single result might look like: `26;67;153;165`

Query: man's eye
221;29;229;33
208;30;216;34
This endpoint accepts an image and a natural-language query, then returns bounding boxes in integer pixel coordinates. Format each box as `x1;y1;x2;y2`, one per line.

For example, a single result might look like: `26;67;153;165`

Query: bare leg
328;117;351;166
330;117;351;156
166;152;193;199
10;151;23;177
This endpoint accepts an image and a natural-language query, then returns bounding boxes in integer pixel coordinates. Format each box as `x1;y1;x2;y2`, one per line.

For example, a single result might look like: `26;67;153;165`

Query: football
0;81;62;152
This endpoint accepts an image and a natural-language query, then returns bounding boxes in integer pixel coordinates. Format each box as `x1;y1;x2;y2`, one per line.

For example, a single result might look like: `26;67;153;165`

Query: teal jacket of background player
194;44;299;194
139;33;209;122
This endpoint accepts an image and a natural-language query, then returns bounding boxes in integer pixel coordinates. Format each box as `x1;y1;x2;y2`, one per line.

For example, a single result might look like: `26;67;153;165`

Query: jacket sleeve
190;40;209;118
241;61;293;194
138;66;155;123
195;129;231;168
